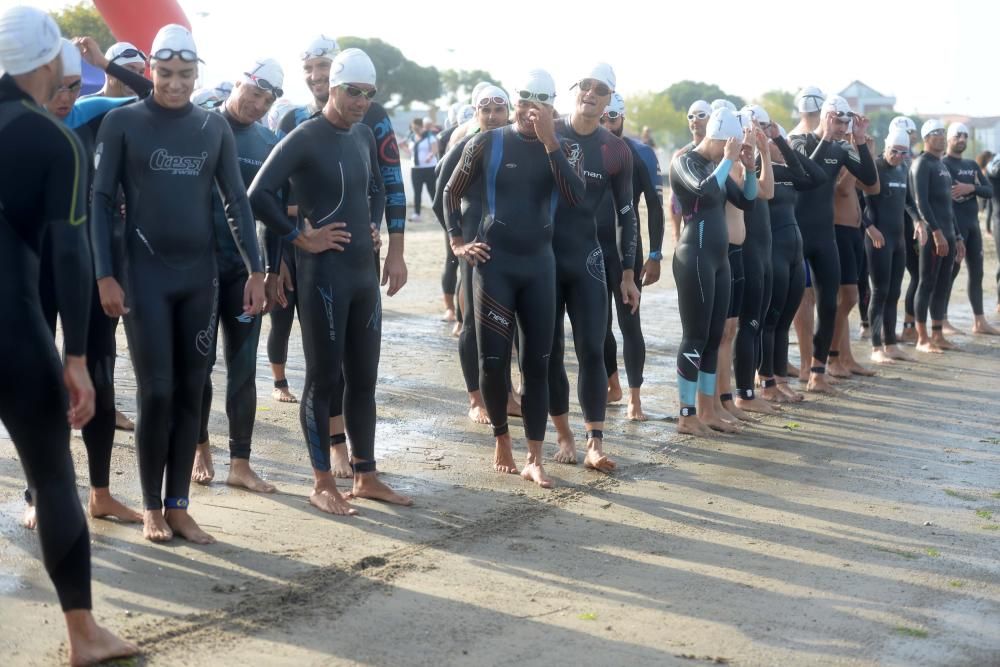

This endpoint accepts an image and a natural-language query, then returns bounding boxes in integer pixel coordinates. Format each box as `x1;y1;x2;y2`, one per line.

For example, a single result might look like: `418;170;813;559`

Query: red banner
93;0;191;55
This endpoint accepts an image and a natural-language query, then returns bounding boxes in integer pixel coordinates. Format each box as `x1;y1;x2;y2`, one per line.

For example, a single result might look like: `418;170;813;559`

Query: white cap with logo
241;57;284;97
301;35;338;62
151;24;198;60
889;116;917;133
921;119;945;139
741;104;770;125
105;41;145;67
514;69;556;105
821;94;852;116
605;92;625;116
795;86;825;113
0;6;62;76
711;99;737;112
706;107;743;141
580;62;615;91
330;48;376;87
60;38;81;78
688;100;711;116
885;128;910;148
947;122;969;139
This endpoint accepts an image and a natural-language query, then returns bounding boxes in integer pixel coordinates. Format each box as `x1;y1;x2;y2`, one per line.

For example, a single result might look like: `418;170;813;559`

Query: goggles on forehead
302;46;337;60
477;96;509;107
517;90;553;104
110;48;146;64
152;48;202;64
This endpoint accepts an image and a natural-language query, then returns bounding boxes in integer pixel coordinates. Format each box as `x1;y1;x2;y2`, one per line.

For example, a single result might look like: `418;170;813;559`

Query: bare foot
760;384;790;403
442;308;456;323
916;339;944;354
67;613;140;667
847;361;876;376
143;510;173;542
506;393;522;418
114;410;134;431
494;436;519;473
972;319;1000;335
677;415;714;436
331;442;354;479
827;361;852;378
165;509;216;544
583;438;616;473
870;349;896;365
785;363;800;378
776;382;804;402
858;323;870;340
88;490;141;523
931;335;958;350
900;326;918;344
702;415;742;433
942;321;963;336
451;321;462;337
627;392;647;421
192;442;215;485
721;401;754;422
520;460;553;488
553;431;577;464
735;396;780;415
348;471;414;506
607;375;623;404
310;483;358;516
713;400;739;423
272;385;298;403
884;345;915;362
21;505;36;530
468;403;491;424
807;374;838;394
226;460;277;493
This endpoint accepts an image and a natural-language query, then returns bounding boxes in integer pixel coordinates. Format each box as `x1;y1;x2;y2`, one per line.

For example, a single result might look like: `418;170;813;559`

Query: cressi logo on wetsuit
150;148;209;176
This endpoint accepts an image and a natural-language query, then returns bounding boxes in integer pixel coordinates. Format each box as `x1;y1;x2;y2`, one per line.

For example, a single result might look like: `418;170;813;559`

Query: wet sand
1;219;999;666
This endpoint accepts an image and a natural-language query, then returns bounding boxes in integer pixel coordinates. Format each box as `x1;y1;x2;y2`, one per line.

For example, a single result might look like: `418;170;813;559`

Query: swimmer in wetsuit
91;25;266;543
548;63;639;472
942;122;998;335
250;48;413;513
0;7;139;663
861;129;918;364
789;94;877;393
431;85;520;424
669;100;711;246
910;120;963;353
445;68;586;488
670;108;756;436
598;92;665;422
887;116;924;343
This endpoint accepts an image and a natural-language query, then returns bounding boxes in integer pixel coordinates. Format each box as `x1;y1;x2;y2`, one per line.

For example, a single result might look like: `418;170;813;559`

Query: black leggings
297;249;381;472
199;268;262;460
475;250;554;440
124;250;218;511
411;166;436;215
1;301;92;612
801;228;841;364
916;232;957;323
602;240;645;388
904;215;920;318
267;248;296;366
761;225;805;378
866;234;905;347
549;246;609;423
949;219;985;316
442;231;459;296
735;239;771;398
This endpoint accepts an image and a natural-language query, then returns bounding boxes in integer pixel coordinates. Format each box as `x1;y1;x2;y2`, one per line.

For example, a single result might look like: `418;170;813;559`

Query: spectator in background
405;117;439;221
641;125;656;148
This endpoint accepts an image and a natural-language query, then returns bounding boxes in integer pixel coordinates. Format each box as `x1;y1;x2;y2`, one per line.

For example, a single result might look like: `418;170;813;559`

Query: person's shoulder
250;120;279;145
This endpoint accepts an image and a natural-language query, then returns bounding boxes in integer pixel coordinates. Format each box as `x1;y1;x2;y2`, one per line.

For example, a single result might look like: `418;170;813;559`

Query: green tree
663;80;744;112
440;69;501;105
338;36;440;108
624;91;688;149
755;90;795;131
50;1;114;51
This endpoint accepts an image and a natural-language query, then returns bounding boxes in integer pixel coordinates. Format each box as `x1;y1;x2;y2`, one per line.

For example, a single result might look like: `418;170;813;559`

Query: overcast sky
21;0;999;117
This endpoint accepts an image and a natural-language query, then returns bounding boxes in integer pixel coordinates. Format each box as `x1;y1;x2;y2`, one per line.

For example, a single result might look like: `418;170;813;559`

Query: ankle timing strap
763;378;777;388
811;365;826;375
352;460;377;474
680;406;696;417
274;378;289;389
586;429;603;441
330;433;347;445
720;393;734;403
493;422;509;438
903;322;915;330
932;324;943;331
165;497;190;510
737;388;755;400
828;350;840;358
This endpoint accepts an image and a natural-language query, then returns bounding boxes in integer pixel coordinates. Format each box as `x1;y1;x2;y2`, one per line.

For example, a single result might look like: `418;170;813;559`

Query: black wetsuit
986;155;1000;303
197;107;277;460
943;154;993;316
790;133;877;367
671;152;755;414
549;118;637;427
598;137;664;390
760;140;827;379
910;152;959;325
863;156;915;347
92;97;263;511
445;124;586;440
249;115;385;473
0;74;93;611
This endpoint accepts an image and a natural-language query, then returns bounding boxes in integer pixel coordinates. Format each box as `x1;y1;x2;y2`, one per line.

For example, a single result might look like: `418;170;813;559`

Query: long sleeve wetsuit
943;154;993;316
790;133;877;367
91;96;262;511
249;116;385;473
549;119;637;428
760;144;827;379
0;74;93;612
445;124;586;441
197;107;276;460
910;152;957;324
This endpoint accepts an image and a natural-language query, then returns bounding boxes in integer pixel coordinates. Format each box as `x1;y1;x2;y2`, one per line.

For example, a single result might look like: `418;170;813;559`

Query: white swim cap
742;104;770;125
301;35;339;62
60;38;81;78
457;104;475;124
821;94;852;116
330;48;376;87
470;81;491;105
191;86;227;110
579;62;615;91
711;99;737;112
889;116;916;133
605;92;625;116
514;69;556;105
151;24;198;61
475;84;509;107
795;86;825;113
0;6;62;76
773;123;788;140
242;57;284;96
921;119;945;139
885;128;910;149
105;41;145;67
266;98;296;131
688;100;711;116
706;107;743;141
947;122;969;139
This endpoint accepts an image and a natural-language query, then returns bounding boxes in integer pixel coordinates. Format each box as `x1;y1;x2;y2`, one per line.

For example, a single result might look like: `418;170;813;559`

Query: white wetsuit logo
150;149;209;176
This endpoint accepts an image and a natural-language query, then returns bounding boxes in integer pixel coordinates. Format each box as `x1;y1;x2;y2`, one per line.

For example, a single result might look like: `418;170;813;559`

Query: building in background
839;80;896;115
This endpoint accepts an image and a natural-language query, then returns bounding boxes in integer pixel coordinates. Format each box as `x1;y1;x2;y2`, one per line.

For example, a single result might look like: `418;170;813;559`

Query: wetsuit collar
0;73;35;106
144;94;193;118
220;105;252;131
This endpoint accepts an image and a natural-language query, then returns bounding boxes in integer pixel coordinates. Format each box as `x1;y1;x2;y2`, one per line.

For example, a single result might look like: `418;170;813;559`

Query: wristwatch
648;250;663;261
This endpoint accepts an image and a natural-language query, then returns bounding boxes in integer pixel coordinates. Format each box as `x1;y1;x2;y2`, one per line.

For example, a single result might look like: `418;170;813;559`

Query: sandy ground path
2;219;999;666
